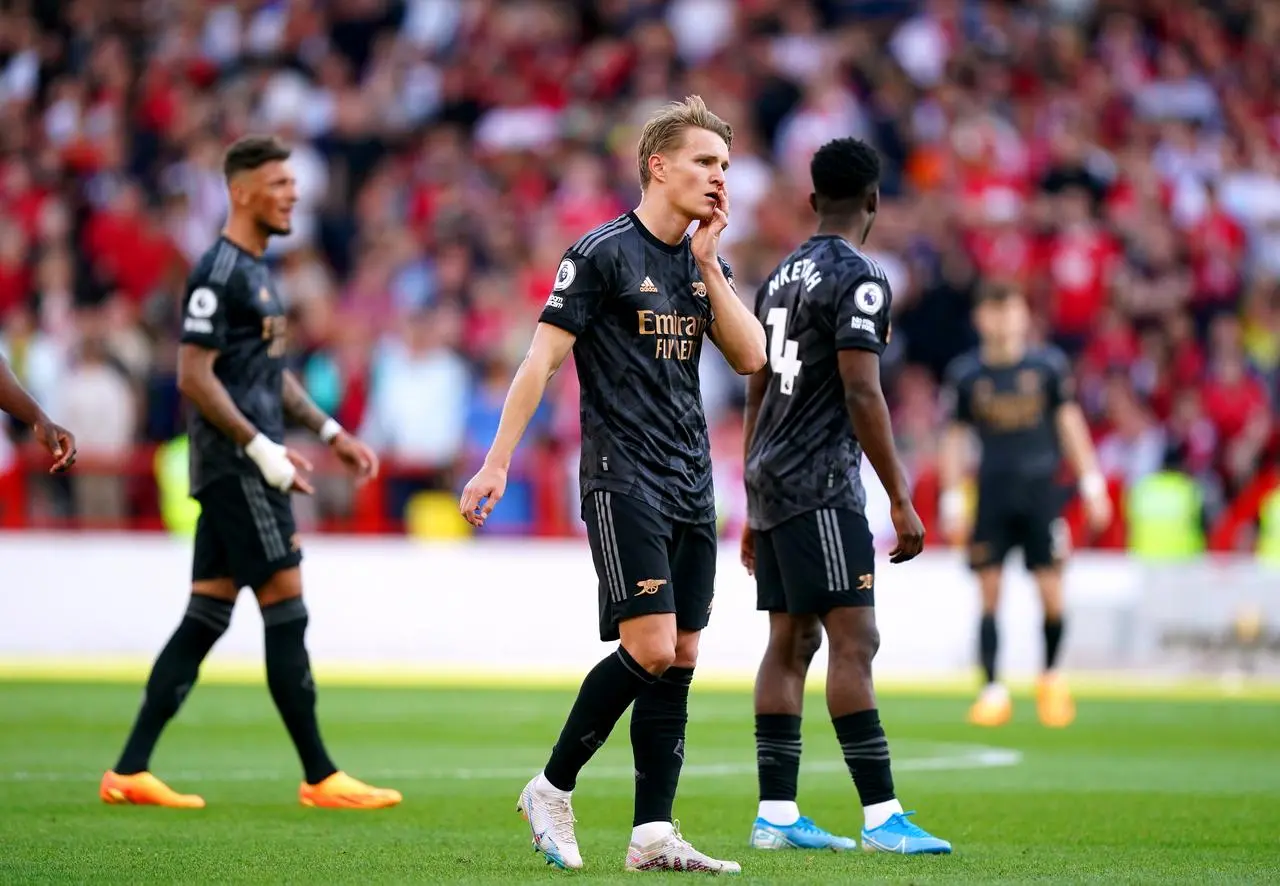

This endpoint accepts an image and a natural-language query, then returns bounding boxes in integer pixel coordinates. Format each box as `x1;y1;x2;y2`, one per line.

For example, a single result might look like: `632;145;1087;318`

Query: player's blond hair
636;95;733;190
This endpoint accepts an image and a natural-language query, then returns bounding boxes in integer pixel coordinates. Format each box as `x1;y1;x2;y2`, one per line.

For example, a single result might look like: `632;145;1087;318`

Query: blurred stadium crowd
0;0;1278;546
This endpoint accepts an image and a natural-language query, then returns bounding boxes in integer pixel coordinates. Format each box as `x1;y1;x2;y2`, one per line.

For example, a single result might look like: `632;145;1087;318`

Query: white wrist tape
940;488;966;524
1079;472;1107;501
319;417;343;444
244;433;296;492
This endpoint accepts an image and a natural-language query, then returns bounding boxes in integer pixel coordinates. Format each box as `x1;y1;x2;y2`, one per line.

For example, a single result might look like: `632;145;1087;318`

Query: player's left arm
1049;351;1111;531
692;193;765;373
835;275;923;563
281;369;379;481
704;261;766;373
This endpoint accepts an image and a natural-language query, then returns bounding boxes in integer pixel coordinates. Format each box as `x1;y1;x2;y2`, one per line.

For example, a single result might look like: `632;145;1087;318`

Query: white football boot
517;773;583;870
625;821;742;874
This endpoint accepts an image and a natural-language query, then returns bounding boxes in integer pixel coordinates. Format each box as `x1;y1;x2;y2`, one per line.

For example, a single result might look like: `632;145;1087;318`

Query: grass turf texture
1;681;1276;884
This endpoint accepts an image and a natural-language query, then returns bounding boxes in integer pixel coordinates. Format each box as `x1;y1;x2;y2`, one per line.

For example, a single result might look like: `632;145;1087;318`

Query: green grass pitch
1;678;1277;884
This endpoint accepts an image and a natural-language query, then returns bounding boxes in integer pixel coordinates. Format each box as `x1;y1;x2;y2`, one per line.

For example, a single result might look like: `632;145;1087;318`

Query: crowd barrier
3;534;1276;681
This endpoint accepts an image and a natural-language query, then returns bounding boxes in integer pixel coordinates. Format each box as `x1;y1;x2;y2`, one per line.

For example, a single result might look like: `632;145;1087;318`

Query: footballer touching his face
460;95;766;873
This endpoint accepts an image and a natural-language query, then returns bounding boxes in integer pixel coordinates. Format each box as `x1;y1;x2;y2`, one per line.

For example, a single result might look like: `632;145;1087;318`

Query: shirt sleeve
834;274;893;354
1044;346;1076;409
180;278;232;351
539;250;609;336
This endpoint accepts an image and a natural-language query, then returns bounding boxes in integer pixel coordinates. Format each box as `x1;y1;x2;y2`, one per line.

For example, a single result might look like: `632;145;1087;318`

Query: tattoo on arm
178;345;258;447
282;370;329;436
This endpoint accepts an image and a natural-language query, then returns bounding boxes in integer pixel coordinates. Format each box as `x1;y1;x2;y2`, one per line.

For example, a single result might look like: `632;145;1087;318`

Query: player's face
977;296;1030;344
250;160;298;236
661;127;730;221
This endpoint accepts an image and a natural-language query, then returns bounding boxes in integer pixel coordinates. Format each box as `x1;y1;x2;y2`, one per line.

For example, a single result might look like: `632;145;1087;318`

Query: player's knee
766;615;821;672
255;567;303;608
830;621;879;674
626;639;677;676
672;630;700;669
795;622;823;666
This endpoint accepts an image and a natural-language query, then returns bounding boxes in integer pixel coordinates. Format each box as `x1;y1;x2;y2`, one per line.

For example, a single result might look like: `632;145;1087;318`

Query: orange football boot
100;771;205;808
967;684;1012;727
1036;672;1076;728
299;771;402;809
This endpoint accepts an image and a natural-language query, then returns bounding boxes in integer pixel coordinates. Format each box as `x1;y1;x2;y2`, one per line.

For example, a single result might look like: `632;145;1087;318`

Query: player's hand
330;432;379;485
245;433;312;494
33;417;76;473
939;487;968;546
740;526;755;576
285;448;315;495
889;499;925;564
1084;489;1113;534
691;184;729;267
459;462;507;528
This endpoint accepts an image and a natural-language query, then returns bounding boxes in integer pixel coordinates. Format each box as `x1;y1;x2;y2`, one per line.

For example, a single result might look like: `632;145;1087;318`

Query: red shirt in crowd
1042;225;1120;335
1200;367;1268;442
1188;207;1247;305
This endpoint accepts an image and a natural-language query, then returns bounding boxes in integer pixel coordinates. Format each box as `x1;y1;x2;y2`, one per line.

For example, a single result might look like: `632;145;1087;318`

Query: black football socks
630;666;693;825
980;613;998;684
115;595;232;774
833;709;895;807
755;713;803;806
262;598;337;785
543;646;655;791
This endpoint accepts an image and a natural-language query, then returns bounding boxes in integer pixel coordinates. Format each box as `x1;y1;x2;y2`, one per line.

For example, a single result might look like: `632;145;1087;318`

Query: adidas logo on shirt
640;277;658;293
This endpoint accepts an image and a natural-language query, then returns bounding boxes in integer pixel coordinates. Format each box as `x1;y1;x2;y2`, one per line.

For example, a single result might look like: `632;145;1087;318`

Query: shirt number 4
766;307;802;395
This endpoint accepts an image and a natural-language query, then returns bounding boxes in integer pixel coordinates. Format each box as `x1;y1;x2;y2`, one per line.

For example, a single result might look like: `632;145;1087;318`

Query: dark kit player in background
101;136;399;810
460;96;766;874
741;138;950;856
940;282;1112;729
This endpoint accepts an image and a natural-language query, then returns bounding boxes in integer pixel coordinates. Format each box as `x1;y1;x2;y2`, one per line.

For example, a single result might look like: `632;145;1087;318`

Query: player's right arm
177;281;311;493
0;355;76;472
835;275;924;563
938;357;976;544
460;250;603;527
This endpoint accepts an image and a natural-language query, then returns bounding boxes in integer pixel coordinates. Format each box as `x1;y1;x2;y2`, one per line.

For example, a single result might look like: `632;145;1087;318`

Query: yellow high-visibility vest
1256;487;1280;564
1125;471;1203;561
155;436;200;538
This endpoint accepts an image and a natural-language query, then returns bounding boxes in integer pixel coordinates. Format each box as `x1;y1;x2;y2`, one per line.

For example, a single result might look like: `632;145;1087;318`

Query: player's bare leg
823;607;949;854
754;613;822;828
750;614;858;851
253;568;399;809
101;578;240;808
969;566;1011;726
1032;565;1074;727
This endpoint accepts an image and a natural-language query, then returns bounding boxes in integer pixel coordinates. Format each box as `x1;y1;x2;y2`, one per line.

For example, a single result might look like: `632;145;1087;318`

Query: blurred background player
459;96;765;873
0;356;76;474
940;283;1113;728
100;136;396;810
741;137;949;856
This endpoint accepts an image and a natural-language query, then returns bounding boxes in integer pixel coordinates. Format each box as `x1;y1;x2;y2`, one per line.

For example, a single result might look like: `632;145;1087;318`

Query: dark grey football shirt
180;236;288;494
942;345;1074;481
745;235;893;531
540;212;734;526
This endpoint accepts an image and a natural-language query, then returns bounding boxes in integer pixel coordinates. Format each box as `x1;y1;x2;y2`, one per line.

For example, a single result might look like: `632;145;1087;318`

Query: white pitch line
0;745;1021;784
